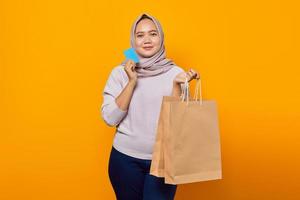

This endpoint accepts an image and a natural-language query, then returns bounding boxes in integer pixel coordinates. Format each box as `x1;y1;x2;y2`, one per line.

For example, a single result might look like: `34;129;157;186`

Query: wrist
128;79;137;87
173;80;181;87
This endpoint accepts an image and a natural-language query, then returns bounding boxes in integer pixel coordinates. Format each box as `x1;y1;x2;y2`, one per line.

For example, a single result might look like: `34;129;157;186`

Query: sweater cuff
111;99;128;120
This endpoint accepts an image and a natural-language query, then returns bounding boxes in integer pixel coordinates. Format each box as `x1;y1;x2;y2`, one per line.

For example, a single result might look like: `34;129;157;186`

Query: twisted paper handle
180;77;203;106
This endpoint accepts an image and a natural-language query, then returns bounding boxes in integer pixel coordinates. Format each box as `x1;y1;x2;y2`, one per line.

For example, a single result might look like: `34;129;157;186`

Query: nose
143;35;151;43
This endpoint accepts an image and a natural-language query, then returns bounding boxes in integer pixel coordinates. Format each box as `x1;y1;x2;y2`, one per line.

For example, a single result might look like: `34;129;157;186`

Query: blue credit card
123;48;139;63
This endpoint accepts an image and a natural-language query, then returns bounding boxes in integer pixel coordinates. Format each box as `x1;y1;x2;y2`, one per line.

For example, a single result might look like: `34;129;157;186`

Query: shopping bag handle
194;78;203;105
180;77;189;103
180;77;203;106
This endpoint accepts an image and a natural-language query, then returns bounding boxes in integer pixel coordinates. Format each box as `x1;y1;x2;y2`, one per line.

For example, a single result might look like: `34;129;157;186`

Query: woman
101;13;199;200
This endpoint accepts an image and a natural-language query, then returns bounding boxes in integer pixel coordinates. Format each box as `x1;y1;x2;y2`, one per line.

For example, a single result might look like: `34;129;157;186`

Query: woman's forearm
115;80;137;111
172;81;181;97
172;81;191;99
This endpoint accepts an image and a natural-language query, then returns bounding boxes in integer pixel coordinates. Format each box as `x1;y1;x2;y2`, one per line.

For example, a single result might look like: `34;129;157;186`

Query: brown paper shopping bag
150;78;222;185
150;96;180;177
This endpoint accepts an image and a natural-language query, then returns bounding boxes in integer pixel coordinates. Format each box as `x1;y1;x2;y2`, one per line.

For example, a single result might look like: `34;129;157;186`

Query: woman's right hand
124;59;138;82
173;69;200;85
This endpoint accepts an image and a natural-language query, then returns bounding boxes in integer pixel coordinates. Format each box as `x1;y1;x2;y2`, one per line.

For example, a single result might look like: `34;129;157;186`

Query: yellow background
1;0;299;199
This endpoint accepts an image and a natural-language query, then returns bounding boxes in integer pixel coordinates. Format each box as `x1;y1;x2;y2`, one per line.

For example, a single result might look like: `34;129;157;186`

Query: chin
142;53;155;58
141;50;157;58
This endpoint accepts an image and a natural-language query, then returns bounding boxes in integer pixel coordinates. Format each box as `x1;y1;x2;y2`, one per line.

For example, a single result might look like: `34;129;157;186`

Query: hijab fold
121;13;176;78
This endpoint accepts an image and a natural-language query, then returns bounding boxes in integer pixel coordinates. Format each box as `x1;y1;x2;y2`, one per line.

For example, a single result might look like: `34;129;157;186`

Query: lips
143;46;153;50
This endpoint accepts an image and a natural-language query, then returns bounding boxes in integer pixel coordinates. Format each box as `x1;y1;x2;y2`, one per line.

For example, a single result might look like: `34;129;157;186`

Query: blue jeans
108;146;177;200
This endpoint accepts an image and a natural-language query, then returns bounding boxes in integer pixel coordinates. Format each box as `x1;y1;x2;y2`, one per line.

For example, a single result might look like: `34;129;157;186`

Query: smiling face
134;18;161;58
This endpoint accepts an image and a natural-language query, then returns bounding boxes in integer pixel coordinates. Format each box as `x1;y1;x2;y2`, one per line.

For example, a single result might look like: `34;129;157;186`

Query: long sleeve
101;67;128;127
106;65;186;160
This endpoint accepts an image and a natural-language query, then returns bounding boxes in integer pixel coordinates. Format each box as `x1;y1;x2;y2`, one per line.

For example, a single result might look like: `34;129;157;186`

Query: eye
137;35;143;38
151;33;157;36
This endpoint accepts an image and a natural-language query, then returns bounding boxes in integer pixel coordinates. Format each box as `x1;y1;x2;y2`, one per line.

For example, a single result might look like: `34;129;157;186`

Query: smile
143;47;153;51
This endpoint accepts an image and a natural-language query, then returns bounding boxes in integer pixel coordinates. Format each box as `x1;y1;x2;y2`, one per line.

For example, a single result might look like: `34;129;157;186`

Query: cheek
153;37;161;47
135;39;143;47
134;40;144;55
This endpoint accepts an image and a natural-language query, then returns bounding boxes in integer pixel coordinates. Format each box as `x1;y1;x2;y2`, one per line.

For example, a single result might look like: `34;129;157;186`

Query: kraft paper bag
150;95;180;177
150;78;222;185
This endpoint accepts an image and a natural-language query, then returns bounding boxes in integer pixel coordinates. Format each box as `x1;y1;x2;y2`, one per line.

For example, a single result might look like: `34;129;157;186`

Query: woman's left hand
173;69;200;85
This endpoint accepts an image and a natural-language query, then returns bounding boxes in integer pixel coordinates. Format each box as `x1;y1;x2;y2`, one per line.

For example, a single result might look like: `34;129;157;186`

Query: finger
189;69;196;75
185;72;191;79
191;72;198;79
192;70;200;79
192;72;197;79
131;60;136;65
189;69;200;79
185;73;192;82
127;60;134;67
187;72;197;81
187;71;193;78
125;63;131;70
189;69;196;76
126;63;133;71
131;65;135;71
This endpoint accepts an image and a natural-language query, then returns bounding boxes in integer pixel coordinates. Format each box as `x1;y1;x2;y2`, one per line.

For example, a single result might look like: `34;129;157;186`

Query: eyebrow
135;30;158;34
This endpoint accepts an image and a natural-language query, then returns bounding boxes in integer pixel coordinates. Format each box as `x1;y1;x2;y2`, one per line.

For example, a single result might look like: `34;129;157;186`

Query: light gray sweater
101;65;184;160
